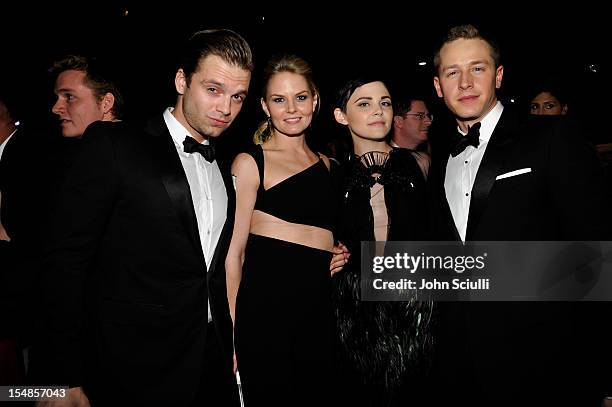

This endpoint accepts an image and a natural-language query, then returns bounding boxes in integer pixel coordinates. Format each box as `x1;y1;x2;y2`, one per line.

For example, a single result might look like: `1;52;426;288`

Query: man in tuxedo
39;30;253;407
429;24;612;405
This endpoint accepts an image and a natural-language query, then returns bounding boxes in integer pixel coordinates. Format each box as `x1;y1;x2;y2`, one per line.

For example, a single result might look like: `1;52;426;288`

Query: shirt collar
457;101;504;143
163;107;210;150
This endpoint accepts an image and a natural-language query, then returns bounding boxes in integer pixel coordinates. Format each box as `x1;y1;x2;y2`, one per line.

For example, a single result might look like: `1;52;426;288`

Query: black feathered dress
332;148;434;407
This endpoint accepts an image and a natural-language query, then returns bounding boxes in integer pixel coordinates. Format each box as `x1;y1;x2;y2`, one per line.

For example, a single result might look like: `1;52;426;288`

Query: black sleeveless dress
234;145;335;406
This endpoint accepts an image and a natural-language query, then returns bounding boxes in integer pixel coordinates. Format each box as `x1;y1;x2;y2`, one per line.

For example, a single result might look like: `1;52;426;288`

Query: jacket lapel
466;110;519;241
146;116;206;268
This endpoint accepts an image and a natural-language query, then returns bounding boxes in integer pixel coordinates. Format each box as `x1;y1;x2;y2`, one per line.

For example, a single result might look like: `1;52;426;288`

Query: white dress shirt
444;102;503;241
163;108;227;322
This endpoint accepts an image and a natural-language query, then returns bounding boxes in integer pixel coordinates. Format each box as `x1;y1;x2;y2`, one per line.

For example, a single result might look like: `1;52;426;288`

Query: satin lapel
207;159;235;277
146;116;206;267
466;112;520;241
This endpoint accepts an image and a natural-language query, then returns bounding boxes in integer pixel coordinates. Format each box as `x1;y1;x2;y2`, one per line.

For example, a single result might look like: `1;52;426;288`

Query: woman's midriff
250;210;334;252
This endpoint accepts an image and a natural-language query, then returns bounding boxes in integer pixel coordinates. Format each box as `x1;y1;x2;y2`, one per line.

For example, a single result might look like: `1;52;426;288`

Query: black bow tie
183;136;215;162
450;122;481;157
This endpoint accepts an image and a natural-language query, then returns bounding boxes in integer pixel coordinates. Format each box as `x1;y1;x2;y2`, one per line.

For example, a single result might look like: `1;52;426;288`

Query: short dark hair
49;55;125;119
179;29;254;85
335;76;387;113
528;81;569;108
433;24;501;74
393;94;429;117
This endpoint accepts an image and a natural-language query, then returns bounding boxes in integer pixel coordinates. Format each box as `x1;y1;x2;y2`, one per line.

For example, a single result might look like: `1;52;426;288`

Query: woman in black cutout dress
331;77;434;407
225;55;338;407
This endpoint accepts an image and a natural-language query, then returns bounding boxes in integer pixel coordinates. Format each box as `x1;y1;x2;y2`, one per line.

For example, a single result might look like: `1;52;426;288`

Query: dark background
2;6;609;153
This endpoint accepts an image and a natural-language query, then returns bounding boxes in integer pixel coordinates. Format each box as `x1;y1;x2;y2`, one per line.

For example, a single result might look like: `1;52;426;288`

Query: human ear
334;108;348;125
175;69;186;95
393;115;403;129
495;65;504;89
433;77;443;98
260;98;270;118
101;92;115;115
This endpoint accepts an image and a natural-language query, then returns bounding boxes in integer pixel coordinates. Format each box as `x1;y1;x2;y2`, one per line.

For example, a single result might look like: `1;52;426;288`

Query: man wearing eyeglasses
391;97;433;151
391;95;433;178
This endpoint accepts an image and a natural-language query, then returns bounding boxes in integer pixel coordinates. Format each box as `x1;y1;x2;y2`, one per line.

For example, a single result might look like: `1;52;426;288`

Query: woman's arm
225;153;259;325
319;153;351;274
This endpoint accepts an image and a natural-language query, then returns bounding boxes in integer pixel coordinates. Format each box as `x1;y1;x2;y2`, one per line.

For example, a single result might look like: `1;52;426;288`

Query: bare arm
225;153;259;325
319;153;351;275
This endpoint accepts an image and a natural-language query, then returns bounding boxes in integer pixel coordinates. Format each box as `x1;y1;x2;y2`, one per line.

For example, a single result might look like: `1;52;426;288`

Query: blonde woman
226;55;340;405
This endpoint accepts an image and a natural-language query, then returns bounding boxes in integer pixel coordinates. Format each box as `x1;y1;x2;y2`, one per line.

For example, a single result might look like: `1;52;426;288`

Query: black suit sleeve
546;118;612;239
42;122;119;387
545;119;612;398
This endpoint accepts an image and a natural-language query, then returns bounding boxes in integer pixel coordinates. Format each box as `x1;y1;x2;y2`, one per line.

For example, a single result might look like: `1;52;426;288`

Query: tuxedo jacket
43;116;236;405
428;111;612;405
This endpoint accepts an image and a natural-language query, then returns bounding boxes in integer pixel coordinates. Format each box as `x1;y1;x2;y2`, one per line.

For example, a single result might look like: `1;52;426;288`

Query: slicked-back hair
179;29;254;86
49;55;125;119
433;24;501;74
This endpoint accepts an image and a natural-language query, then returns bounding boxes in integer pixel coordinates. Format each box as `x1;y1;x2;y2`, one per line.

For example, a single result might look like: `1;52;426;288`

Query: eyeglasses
404;112;434;121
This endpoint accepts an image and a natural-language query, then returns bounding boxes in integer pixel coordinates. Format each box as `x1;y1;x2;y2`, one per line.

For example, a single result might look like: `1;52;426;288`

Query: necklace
358;151;390;185
358;150;390;171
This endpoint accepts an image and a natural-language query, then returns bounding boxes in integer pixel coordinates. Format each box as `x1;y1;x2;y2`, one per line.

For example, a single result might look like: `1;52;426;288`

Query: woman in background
529;84;569;116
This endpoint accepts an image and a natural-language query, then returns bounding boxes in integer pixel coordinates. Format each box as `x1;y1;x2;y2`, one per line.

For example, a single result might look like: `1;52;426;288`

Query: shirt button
465;193;470;196
207;230;211;235
464;160;468;164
